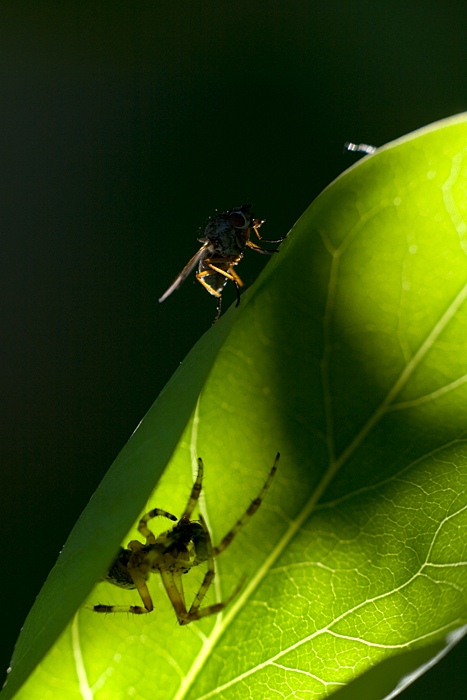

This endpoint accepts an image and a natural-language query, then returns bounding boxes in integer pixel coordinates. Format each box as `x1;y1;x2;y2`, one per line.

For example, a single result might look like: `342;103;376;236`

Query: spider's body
158;204;287;321
88;454;279;625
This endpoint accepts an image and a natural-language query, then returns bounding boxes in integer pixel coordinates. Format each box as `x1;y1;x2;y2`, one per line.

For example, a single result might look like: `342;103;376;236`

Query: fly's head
198;204;264;256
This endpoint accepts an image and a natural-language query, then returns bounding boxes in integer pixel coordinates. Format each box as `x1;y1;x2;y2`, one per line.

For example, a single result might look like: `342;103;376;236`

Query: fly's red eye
229;212;248;229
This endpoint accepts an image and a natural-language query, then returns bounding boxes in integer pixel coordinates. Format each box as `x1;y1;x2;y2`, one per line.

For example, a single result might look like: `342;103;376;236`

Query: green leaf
4;113;467;700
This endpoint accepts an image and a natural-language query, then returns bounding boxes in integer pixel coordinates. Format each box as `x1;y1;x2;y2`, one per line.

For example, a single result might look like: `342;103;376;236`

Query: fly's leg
245;240;279;255
208;264;243;288
214;296;222;323
251;219;288;244
197;262;243;321
204;263;243;307
196;272;222;297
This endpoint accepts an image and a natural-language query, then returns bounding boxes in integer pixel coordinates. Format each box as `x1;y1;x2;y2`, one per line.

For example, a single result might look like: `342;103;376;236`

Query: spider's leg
181;515;245;624
180;457;203;520
184;514;215;617
212;453;279;557
125;563;154;613
159;567;191;625
138;508;177;544
87;556;155;615
181;575;246;625
88;603;151;614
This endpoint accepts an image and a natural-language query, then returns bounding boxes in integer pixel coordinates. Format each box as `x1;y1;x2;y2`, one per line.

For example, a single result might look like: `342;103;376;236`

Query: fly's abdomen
200;270;228;296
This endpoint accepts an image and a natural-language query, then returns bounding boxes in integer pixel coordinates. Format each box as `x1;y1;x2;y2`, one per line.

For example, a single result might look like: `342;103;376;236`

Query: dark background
1;2;466;697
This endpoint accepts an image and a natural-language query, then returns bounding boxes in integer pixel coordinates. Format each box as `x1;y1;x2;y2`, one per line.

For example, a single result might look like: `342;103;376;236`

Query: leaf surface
4;113;467;700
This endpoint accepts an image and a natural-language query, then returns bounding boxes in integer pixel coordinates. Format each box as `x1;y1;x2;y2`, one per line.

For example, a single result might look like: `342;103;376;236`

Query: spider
87;453;279;625
158;204;287;322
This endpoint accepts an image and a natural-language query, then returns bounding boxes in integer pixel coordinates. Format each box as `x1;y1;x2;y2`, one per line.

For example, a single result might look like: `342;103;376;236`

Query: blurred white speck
113;653;122;663
402;281;411;290
427;170;436;179
394;197;401;206
409;245;418;254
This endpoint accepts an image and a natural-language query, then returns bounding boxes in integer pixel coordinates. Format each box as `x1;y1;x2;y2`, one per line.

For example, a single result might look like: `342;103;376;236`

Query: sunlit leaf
3;113;467;700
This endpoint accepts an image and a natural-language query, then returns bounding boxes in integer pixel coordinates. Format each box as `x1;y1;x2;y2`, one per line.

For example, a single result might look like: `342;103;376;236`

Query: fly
159;204;286;322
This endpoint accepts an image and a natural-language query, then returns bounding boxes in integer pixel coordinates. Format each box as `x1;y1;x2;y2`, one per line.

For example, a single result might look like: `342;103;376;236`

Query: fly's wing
158;243;210;303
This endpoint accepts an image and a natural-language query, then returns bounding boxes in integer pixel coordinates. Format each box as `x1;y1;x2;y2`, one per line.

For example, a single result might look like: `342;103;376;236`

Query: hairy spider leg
136;509;177;545
158;516;246;625
87;454;279;621
212;452;280;557
180;457;204;520
118;552;158;614
184;515;246;621
89;510;177;614
158;515;213;625
91;544;166;615
184;514;215;614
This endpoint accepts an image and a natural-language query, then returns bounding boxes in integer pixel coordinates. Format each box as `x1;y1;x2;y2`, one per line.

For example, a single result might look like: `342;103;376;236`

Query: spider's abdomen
102;547;137;590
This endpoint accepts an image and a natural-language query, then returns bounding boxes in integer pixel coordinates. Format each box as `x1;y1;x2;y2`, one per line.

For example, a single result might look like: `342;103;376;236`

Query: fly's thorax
198;221;243;256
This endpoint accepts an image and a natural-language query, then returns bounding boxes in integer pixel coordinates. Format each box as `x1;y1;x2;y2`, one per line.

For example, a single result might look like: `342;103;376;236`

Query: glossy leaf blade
3;113;467;700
